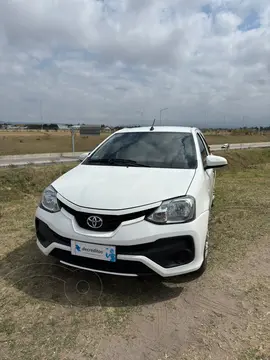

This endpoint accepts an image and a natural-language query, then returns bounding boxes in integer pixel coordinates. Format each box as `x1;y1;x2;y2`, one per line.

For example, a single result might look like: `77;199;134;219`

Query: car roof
117;126;198;134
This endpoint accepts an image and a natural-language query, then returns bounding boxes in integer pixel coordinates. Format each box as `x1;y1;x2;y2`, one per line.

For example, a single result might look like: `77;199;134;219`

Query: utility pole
70;126;76;153
160;107;168;125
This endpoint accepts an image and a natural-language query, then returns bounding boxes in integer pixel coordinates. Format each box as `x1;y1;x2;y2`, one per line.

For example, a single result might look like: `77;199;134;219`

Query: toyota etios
35;126;227;278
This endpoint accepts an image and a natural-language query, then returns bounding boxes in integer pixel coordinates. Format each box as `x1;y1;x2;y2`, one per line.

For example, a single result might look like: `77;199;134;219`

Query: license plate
71;241;116;262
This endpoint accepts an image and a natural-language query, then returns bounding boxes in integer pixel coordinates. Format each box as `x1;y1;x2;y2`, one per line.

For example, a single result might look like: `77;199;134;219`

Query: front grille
58;200;157;232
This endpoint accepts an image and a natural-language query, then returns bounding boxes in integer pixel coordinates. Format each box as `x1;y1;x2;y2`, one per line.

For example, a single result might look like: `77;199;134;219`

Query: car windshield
83;131;197;169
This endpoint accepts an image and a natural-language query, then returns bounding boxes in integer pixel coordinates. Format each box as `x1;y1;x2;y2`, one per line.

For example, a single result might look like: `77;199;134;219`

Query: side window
196;134;208;163
200;133;211;153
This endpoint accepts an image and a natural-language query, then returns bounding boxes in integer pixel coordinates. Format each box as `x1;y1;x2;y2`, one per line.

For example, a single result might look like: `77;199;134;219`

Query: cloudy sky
0;0;269;127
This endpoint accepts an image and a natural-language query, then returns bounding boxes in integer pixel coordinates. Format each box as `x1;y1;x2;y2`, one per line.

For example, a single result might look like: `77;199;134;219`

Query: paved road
210;142;270;151
0;142;270;168
0;152;82;168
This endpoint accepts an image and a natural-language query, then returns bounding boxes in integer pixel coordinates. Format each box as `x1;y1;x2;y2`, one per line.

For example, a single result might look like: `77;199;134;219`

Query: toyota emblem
86;215;103;229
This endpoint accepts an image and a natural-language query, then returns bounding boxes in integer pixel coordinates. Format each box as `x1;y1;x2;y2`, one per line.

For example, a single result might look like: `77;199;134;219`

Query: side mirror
79;152;91;162
205;154;227;169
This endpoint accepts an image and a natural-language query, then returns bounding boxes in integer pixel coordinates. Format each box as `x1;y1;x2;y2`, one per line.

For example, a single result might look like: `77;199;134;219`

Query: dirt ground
101;236;270;360
1;240;269;360
0;151;270;360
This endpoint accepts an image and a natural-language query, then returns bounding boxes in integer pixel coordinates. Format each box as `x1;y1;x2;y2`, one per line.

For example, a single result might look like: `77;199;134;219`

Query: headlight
146;196;195;224
40;185;60;213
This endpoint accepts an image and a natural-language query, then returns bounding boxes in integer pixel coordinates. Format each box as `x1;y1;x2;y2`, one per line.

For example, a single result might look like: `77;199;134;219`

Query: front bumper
35;205;209;278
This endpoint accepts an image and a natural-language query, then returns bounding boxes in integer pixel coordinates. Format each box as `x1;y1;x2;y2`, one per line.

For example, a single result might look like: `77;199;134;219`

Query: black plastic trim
58;200;158;232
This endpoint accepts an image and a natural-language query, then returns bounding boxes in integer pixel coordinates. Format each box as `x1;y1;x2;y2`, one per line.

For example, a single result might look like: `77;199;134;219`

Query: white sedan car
221;143;230;150
35;126;227;278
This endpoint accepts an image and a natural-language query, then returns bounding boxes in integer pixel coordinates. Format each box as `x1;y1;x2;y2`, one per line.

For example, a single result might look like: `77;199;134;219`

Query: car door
196;132;215;207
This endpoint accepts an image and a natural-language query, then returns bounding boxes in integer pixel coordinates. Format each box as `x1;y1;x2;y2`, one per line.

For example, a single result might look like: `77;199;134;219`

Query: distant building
57;124;70;130
103;126;112;133
7;125;19;130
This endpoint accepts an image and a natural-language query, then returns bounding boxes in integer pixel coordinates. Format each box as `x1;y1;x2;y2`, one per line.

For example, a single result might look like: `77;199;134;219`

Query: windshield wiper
86;158;150;167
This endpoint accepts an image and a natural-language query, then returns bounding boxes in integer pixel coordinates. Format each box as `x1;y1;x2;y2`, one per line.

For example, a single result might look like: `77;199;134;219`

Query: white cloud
0;0;269;126
214;12;242;34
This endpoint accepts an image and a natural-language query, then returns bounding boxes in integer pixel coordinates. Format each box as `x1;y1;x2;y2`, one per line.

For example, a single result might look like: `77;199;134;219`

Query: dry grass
0;149;270;359
206;132;270;145
0;131;109;156
213;148;270;171
1;130;270;155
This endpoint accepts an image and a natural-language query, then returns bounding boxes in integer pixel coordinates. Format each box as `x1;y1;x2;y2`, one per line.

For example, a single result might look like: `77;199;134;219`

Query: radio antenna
150;119;156;131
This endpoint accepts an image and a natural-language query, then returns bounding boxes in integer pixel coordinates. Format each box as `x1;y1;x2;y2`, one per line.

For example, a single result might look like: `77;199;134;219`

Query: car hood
52;164;196;210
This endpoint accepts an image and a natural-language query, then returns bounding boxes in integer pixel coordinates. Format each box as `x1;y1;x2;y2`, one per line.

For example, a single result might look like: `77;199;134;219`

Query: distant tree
27;124;42;130
43;123;59;131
